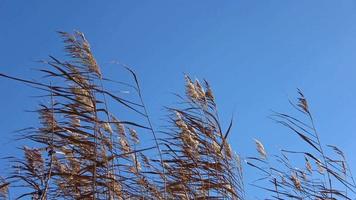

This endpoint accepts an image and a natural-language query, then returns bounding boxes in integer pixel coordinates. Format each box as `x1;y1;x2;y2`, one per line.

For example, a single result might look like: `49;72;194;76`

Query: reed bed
0;31;354;200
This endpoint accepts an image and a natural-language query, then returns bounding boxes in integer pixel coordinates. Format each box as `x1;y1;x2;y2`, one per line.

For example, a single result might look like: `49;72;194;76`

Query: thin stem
125;67;167;197
308;112;333;198
40;85;55;200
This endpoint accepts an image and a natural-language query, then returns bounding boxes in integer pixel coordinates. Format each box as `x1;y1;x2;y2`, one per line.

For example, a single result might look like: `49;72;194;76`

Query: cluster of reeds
1;31;354;200
247;90;356;199
0;31;244;199
161;76;244;199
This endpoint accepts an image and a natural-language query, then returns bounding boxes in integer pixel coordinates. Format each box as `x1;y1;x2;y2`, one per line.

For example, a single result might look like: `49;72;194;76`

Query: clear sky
1;0;356;198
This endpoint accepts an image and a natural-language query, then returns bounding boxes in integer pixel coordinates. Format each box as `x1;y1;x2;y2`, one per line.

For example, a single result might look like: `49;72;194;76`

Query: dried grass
0;31;354;200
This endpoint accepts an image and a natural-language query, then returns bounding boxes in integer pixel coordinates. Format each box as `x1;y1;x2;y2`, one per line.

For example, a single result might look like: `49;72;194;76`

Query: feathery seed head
254;139;267;159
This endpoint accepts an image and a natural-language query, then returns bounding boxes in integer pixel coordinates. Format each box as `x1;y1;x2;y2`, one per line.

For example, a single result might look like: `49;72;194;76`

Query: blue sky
1;0;356;197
